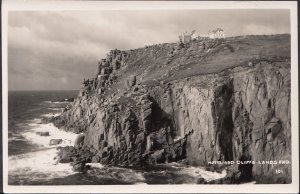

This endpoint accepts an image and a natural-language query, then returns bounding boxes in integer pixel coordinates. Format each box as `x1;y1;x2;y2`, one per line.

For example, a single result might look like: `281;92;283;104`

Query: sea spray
22;118;77;148
8;117;78;184
8;149;76;184
41;113;61;118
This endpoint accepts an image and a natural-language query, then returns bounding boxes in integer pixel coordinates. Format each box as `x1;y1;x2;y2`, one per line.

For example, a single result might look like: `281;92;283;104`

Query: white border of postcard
2;0;299;193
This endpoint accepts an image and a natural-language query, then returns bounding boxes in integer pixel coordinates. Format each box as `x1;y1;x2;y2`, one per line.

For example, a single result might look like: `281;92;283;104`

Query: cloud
7;10;290;90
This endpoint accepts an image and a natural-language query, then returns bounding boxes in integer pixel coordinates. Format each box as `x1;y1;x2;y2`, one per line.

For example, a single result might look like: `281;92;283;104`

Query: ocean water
8;90;227;185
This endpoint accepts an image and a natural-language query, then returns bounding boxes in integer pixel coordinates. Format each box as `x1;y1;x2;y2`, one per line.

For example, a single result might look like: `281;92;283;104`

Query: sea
7;90;227;185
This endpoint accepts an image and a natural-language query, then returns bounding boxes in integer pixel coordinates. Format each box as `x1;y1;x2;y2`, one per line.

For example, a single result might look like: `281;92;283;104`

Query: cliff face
54;34;291;183
179;63;291;182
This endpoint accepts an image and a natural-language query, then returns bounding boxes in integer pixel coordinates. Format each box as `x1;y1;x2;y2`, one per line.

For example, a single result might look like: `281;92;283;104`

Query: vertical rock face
232;63;291;182
169;62;291;183
54;35;291;183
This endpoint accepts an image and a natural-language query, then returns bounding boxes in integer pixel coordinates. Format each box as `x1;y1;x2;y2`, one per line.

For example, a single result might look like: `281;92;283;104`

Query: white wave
8;137;27;142
181;166;227;182
161;162;227;182
22;121;77;148
41;113;61;118
88;167;146;184
52;101;70;104
129;171;146;183
8;148;76;182
27;119;43;127
29;118;42;124
43;101;68;104
86;163;104;168
8;118;79;183
48;107;62;111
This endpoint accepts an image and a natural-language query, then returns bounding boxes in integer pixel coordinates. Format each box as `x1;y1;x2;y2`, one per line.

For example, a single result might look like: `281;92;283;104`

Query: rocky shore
52;34;291;184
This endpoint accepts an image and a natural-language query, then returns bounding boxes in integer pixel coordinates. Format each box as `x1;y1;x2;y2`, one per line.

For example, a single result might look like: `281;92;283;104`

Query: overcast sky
8;10;290;90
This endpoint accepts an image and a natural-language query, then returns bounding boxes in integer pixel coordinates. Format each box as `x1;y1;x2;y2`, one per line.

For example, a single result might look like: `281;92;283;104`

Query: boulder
197;177;207;184
74;133;85;148
36;131;50;136
58;156;72;163
57;146;75;163
73;162;87;173
49;139;63;146
148;149;165;164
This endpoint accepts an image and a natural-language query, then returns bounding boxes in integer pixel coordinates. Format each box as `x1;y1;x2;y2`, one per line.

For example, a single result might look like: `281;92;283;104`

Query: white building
208;28;225;39
190;30;198;40
179;28;225;43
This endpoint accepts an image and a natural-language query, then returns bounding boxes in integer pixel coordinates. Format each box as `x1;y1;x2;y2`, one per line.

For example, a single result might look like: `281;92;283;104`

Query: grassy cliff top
98;34;289;93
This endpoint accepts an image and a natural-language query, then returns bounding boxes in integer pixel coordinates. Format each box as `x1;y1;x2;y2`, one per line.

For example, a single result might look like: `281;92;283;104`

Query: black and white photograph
2;1;299;193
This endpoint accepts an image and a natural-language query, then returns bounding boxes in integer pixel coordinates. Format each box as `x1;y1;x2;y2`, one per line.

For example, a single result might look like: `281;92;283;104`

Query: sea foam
8;148;75;183
8;118;78;184
22;119;77;148
41;113;61;118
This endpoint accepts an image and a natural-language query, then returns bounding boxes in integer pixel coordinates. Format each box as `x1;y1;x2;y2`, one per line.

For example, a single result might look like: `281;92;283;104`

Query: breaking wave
8;115;228;185
22;119;77;148
8;149;76;184
8;118;78;185
41;113;61;118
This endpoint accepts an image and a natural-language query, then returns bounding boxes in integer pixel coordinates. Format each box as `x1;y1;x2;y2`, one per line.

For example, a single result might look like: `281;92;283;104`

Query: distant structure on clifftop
208;28;225;39
179;30;197;43
179;28;225;43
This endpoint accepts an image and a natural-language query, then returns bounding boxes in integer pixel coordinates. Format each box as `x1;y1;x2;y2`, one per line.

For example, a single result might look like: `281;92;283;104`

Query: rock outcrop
53;34;291;183
36;131;50;136
49;139;63;146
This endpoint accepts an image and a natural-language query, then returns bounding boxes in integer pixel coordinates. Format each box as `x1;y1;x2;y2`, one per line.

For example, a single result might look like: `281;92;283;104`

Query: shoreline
8;113;229;185
8;99;255;185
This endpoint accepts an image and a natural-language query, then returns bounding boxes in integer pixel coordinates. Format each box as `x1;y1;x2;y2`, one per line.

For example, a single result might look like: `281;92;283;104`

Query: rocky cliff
54;34;291;183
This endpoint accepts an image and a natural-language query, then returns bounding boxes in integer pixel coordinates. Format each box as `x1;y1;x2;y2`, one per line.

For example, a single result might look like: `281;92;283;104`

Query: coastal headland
50;34;291;184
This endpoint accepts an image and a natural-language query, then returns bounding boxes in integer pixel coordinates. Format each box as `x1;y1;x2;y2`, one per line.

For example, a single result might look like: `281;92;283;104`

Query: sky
7;9;290;90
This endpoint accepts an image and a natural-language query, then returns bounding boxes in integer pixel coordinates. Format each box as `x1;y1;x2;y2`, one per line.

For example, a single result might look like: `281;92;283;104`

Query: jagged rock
49;139;63;145
57;146;74;163
101;67;111;75
128;75;136;87
148;149;165;164
74;134;85;148
73;162;88;173
197;177;207;184
112;59;121;70
132;86;139;92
